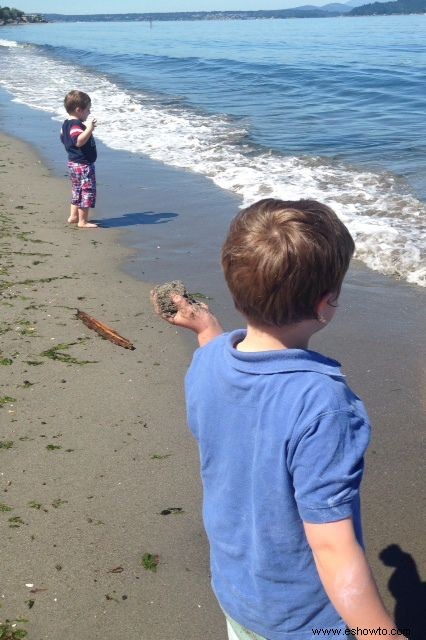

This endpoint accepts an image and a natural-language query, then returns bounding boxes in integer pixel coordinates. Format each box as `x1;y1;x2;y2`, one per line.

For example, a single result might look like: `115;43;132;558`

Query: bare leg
77;207;98;228
68;204;78;224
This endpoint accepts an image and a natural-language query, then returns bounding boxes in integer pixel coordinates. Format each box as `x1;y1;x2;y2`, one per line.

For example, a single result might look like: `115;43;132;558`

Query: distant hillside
323;3;354;12
43;8;340;23
344;0;374;5
295;3;353;11
41;0;423;24
350;0;426;13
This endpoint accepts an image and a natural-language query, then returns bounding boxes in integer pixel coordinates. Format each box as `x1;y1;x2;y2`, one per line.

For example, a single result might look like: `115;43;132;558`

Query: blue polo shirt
185;330;371;640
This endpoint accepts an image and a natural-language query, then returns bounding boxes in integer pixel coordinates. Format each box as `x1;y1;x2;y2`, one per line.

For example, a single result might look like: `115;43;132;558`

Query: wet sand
0;130;425;639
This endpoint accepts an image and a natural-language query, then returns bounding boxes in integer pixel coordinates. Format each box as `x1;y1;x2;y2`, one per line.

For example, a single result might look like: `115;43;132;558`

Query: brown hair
221;198;355;326
64;90;91;115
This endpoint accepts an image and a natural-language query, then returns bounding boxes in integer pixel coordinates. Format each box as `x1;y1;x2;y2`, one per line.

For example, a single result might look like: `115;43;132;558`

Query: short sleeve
288;410;371;524
69;124;84;139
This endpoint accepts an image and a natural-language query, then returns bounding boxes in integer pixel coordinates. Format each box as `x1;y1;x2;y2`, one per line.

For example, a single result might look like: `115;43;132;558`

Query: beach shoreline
1;128;425;639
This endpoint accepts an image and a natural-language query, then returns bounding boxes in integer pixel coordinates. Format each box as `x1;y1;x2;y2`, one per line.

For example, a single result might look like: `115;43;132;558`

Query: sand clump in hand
152;280;201;318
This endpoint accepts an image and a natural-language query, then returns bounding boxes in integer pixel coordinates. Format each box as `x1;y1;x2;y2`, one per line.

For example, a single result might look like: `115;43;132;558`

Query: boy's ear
316;292;338;324
325;292;339;308
316;295;328;317
316;292;331;311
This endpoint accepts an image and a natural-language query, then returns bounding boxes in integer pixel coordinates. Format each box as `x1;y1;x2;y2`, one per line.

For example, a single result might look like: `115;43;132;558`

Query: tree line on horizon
350;0;426;14
0;5;45;23
0;5;24;21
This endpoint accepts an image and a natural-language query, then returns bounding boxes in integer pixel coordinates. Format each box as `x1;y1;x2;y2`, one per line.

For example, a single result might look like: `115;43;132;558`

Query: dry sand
1;131;425;639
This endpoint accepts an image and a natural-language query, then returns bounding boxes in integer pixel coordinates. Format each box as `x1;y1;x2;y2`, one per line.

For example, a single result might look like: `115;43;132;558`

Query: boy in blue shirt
60;90;98;228
152;199;403;640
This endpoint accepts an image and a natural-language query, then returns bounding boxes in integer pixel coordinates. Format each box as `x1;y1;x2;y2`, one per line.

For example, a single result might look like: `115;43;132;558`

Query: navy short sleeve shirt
60;118;97;163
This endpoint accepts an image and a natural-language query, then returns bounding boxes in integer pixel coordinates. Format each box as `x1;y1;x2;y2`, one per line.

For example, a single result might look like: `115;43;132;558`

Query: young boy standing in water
153;199;405;640
60;90;98;228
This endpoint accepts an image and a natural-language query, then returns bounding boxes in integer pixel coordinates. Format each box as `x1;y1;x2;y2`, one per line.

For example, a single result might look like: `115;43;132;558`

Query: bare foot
77;222;99;228
67;217;78;224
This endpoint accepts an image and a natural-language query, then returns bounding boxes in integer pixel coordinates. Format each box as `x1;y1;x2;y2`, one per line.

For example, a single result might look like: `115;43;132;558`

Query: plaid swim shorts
68;161;96;209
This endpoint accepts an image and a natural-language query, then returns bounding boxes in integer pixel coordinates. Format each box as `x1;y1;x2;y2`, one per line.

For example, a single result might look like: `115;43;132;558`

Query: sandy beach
1;130;425;639
0;132;225;639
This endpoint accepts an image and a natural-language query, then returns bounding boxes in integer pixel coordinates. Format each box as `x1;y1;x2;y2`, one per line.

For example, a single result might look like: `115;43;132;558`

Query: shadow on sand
379;544;426;639
95;211;178;228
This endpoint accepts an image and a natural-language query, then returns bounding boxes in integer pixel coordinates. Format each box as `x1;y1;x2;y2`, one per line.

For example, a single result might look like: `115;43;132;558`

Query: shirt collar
224;329;344;377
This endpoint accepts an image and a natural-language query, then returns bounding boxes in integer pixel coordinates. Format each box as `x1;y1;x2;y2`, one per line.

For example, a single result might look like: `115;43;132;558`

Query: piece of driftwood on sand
76;309;135;350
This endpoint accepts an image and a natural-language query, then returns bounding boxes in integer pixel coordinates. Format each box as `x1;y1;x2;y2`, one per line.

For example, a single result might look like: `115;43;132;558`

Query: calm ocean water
1;16;425;286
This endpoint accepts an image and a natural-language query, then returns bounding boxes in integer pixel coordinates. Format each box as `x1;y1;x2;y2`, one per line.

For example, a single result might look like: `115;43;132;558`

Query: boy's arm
151;292;223;347
76;118;97;147
304;518;404;639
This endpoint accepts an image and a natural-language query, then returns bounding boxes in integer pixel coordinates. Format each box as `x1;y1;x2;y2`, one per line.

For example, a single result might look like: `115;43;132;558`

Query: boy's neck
68;109;85;122
236;320;319;352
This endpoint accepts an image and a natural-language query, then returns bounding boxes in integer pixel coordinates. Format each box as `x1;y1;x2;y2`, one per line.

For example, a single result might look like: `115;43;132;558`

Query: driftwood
76;309;135;350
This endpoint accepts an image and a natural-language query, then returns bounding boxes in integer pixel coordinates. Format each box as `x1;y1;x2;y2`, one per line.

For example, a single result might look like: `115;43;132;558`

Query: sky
12;1;334;15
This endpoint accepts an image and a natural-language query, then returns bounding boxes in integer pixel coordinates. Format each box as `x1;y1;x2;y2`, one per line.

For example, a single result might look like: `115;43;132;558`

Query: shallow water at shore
1;16;426;286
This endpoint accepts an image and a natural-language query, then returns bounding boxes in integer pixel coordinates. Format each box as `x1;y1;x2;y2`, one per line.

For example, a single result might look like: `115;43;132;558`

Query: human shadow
379;544;426;639
96;211;178;228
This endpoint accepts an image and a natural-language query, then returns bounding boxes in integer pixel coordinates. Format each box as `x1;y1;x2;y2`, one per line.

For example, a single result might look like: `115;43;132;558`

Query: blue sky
15;1;333;14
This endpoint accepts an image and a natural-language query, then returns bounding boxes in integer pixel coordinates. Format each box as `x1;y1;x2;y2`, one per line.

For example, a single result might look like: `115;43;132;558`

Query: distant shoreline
2;4;425;27
39;14;426;23
22;3;426;24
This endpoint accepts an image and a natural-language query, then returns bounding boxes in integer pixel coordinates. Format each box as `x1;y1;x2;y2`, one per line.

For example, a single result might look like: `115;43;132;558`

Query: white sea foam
0;38;22;48
0;42;425;287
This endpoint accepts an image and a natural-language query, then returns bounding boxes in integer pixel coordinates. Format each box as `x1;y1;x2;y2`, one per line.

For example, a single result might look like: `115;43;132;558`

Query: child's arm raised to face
76;118;97;148
151;291;223;347
304;519;404;639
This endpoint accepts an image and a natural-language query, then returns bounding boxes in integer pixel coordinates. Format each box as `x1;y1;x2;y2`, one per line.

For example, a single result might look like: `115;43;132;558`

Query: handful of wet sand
151;280;201;319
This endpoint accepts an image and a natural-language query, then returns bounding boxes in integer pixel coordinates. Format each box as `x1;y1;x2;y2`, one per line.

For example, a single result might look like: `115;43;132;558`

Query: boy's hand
150;291;223;347
76;118;97;147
